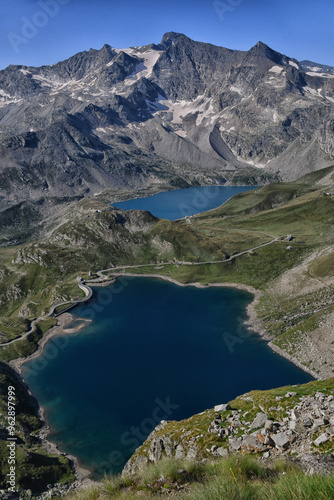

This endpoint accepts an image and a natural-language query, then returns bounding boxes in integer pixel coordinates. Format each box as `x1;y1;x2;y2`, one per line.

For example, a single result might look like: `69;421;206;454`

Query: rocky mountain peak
248;40;290;67
254;41;271;51
38;43;117;81
98;43;116;58
160;32;190;48
136;43;163;53
0;33;333;217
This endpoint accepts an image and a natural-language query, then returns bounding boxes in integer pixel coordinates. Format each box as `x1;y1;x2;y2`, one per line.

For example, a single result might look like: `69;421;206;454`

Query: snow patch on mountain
269;66;284;74
163;96;219;126
289;60;299;69
117;49;162;86
174;130;187;138
32;74;54;87
146;97;169;112
114;48;134;55
306;72;334;79
303;87;327;100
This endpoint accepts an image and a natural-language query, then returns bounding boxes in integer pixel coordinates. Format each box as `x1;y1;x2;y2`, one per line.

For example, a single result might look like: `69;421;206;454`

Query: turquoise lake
22;278;312;477
112;185;258;220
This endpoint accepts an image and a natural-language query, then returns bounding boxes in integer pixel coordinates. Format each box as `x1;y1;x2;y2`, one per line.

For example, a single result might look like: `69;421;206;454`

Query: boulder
215;403;231;412
256;433;266;444
301;417;314;428
312;418;326;430
290;409;301;421
241;435;268;453
186;446;198;460
289;420;307;433
216;447;229;458
208;419;224;437
250;412;267;430
264;420;274;432
314;433;329;446
272;433;291;450
175;444;185;459
264;435;275;447
228;437;243;452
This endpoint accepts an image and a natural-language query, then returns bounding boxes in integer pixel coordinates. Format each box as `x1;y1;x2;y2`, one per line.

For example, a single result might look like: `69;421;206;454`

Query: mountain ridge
0;33;333;240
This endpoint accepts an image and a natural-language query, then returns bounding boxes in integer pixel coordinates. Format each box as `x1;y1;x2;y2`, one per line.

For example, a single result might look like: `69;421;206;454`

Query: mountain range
0;32;334;242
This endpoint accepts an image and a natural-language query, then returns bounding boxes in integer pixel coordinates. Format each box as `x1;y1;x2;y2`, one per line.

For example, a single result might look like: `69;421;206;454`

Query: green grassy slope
0;166;333;497
0;362;74;494
66;379;334;500
66;455;334;500
0;167;333;347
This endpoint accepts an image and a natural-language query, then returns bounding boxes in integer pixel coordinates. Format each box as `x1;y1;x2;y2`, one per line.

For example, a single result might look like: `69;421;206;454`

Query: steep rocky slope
0;361;74;495
1;33;333;234
64;380;334;500
124;379;334;476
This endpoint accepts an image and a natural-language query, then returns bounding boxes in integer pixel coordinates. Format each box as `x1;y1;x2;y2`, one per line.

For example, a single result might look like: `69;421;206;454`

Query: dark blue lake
22;278;312;477
112;185;258;220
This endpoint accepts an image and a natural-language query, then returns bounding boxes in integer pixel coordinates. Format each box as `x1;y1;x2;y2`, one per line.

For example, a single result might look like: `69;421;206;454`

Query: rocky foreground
221;391;334;461
124;380;334;477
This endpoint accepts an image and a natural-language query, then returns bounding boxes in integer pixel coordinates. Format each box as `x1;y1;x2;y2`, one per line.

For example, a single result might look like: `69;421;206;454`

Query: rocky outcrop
122;421;201;476
123;383;334;477
216;391;334;459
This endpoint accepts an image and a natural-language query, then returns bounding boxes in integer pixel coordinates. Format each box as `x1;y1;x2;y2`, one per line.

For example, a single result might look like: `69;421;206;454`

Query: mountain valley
0;33;334;499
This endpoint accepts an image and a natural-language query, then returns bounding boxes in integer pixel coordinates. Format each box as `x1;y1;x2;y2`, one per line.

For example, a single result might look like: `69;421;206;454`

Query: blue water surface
112;185;258;220
22;278;312;477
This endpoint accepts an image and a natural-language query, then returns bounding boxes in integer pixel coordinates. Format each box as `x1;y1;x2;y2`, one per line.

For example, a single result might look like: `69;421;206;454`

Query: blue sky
0;0;333;70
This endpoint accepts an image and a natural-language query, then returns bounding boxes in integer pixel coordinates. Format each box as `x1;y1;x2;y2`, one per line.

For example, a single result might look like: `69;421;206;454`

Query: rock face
1;33;334;216
249;412;268;430
123;388;334;477
223;391;334;458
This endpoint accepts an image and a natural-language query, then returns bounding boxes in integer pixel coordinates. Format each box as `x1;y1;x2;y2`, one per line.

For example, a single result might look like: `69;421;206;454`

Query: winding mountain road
0;281;92;347
0;230;279;346
89;231;279;280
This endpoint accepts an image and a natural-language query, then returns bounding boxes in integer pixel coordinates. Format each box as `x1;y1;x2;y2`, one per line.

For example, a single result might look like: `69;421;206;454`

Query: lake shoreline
102;272;319;380
113;185;258;220
7;274;318;487
9;313;96;487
